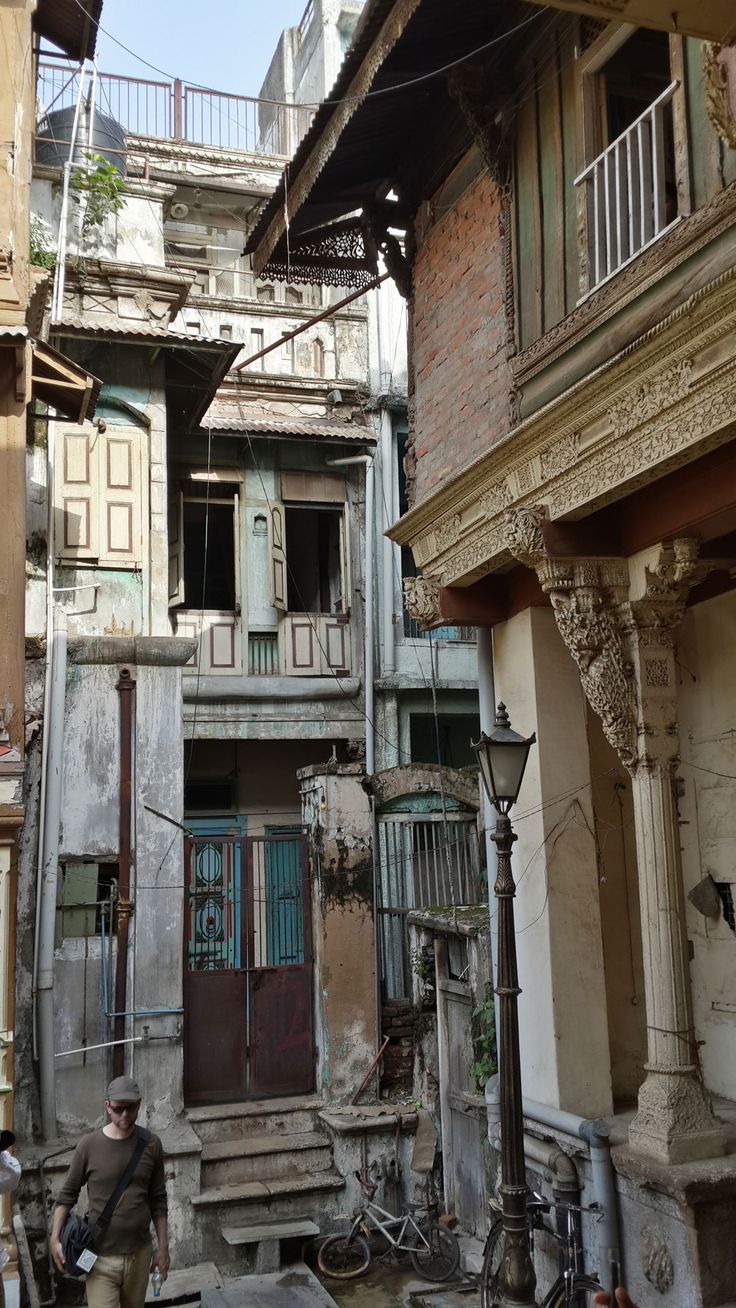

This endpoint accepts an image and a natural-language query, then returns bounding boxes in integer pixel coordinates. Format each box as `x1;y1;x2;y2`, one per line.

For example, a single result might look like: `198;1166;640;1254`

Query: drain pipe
325;453;375;775
112;668;136;1078
522;1095;621;1294
486;1080;621;1289
379;413;395;678
37;608;68;1138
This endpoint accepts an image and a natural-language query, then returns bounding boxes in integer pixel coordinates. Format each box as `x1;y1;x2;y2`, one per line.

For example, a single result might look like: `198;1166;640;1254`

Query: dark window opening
183;498;235;610
602;29;671;140
285;505;343;614
184;780;235;813
410;713;481;769
57;862;118;939
716;882;736;933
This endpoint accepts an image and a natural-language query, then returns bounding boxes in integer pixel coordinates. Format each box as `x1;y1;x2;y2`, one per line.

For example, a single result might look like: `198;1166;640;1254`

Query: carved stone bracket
403;575;441;628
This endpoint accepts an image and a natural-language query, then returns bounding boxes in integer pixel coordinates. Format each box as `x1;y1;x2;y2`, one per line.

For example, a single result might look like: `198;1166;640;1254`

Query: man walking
50;1077;169;1308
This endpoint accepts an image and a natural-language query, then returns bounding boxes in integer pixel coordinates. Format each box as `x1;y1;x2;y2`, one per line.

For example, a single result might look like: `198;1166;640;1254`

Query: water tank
36;106;127;177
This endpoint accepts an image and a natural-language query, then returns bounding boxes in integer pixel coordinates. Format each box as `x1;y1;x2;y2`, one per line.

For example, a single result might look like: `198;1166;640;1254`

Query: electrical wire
63;0;548;112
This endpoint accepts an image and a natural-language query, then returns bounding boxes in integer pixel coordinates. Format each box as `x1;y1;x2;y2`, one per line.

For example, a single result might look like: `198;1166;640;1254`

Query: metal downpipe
37;609;68;1138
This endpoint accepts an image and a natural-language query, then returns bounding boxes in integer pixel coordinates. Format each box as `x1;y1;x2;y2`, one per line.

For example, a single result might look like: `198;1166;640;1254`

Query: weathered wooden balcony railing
36;60;314;157
575;80;678;292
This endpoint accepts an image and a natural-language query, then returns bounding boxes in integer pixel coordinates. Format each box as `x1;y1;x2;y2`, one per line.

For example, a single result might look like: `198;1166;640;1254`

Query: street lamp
472;703;537;1308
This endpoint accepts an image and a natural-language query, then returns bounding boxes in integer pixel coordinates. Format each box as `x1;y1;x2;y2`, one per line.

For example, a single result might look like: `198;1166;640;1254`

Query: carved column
505;509;726;1164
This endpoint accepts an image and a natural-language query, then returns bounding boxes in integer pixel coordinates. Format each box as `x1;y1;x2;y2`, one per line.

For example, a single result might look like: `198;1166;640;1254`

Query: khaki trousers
85;1243;151;1308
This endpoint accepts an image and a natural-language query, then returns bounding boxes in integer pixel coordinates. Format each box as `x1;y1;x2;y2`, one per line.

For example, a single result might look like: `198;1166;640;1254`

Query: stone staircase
187;1097;345;1272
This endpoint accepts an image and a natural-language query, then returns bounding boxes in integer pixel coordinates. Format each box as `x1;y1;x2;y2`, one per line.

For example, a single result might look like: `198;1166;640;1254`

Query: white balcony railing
575;81;678;293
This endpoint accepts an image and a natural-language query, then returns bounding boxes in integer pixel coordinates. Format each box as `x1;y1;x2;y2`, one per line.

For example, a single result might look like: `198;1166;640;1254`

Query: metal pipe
37;609;68;1138
234;273;389;371
32;410;59;1062
380;412;395;676
350;1035;390;1106
55;1035;144;1059
112;668;136;1077
522;1095;622;1295
476;626;499;1034
51;63;87;321
105;1008;184;1018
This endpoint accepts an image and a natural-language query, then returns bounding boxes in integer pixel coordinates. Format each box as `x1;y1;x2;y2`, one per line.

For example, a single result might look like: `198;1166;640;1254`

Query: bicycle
480;1192;603;1307
318;1163;461;1282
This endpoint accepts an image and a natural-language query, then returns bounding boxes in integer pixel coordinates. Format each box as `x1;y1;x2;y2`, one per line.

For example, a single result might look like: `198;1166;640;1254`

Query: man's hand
152;1245;170;1280
50;1237;66;1275
594;1292;639;1308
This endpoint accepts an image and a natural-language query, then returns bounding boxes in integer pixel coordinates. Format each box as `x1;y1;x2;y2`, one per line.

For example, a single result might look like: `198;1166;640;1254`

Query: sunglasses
107;1102;140;1115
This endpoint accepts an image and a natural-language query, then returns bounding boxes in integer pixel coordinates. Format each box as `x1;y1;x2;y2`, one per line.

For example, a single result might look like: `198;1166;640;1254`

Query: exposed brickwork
409;168;514;506
380;999;415;1095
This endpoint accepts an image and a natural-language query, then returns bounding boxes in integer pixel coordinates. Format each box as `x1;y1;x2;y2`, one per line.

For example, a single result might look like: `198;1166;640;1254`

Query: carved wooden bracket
362;206;413;300
447;63;513;187
703;43;736;149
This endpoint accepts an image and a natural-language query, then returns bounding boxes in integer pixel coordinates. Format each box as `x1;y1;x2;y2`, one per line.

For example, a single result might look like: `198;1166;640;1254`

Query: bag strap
94;1127;151;1233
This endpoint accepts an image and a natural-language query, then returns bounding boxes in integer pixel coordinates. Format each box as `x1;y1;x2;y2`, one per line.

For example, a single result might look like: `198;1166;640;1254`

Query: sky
93;1;309;99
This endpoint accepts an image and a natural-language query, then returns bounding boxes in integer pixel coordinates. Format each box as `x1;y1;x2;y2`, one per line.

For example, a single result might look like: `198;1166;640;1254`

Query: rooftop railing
36;60;314;158
575;80;678;293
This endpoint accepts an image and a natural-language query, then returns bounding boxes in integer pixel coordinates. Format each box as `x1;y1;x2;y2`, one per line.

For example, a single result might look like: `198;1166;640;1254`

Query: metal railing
402;618;476;642
575;81;678;291
37;61;314;157
377;815;482;999
248;632;280;675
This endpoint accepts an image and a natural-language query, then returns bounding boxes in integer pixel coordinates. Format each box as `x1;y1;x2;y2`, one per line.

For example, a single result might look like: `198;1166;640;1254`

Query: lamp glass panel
487;741;528;804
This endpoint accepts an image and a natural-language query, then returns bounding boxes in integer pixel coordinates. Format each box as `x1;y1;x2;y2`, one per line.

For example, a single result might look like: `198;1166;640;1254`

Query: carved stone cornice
388;266;736;589
403;575;441;628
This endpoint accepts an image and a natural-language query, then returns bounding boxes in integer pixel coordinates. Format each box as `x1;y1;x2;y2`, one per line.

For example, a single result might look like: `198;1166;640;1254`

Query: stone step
192;1168;345;1212
144;1262;222;1304
220;1219;321;1275
221;1219;321;1245
201;1132;332;1186
188;1097;321;1144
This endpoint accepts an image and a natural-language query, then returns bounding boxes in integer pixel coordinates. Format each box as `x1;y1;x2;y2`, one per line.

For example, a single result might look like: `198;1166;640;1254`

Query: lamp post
473;703;537;1308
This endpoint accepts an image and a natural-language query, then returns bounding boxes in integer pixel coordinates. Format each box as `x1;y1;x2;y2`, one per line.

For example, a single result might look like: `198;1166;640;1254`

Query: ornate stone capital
502;504;546;569
403;575;441;628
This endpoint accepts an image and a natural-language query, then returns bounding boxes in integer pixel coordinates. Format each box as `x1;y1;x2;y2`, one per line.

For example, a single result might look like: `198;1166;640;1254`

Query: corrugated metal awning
202;413;376;443
35;0;102;60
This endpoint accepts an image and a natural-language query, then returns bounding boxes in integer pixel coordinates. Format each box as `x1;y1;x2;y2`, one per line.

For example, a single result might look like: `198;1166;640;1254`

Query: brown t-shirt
56;1128;167;1255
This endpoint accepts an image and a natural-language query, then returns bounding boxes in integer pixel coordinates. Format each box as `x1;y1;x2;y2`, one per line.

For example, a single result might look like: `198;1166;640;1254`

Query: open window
168;476;240;611
575;26;682;292
269;472;352;677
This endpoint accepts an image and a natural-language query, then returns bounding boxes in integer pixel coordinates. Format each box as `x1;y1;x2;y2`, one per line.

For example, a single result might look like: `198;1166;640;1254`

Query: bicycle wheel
410;1222;460;1282
480;1217;504;1308
544;1274;603;1307
317;1233;371;1279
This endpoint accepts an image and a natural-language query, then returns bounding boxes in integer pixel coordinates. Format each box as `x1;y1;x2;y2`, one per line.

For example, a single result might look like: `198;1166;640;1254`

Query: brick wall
380;999;415;1095
409;167;514;506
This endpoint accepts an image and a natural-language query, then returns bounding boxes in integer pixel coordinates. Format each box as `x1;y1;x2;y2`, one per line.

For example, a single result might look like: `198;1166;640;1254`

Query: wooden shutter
168;491;185;606
270;504;287;611
338;508;351;615
55;428;99;561
283;613;321;675
99;431;141;563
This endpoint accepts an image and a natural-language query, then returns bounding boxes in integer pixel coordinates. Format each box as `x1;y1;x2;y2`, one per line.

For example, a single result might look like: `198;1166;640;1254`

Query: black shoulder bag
59;1127;151;1277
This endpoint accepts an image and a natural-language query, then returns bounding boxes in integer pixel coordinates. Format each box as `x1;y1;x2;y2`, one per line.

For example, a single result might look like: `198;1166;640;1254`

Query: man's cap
106;1075;141;1103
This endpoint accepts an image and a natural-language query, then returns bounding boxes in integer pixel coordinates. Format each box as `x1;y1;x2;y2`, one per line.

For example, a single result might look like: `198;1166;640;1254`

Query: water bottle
152;1267;162;1298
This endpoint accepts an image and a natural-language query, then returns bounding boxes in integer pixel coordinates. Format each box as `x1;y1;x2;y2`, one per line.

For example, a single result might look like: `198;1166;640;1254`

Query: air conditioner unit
170;202;190;220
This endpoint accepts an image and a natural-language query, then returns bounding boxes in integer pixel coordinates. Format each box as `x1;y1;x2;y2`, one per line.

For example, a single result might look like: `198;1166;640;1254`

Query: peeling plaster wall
678;588;736;1101
301;764;376;1101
